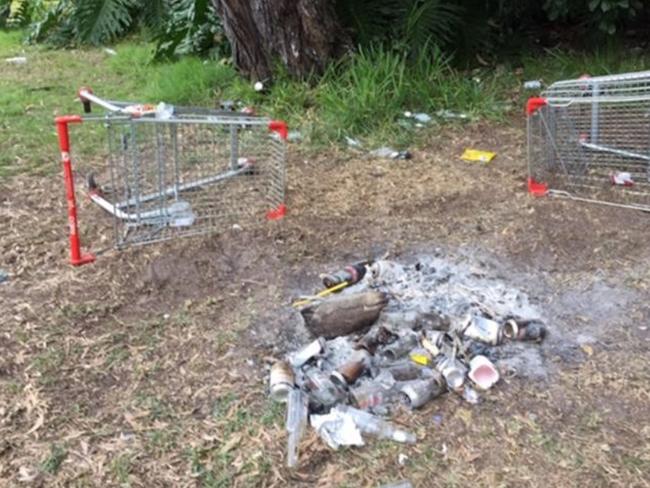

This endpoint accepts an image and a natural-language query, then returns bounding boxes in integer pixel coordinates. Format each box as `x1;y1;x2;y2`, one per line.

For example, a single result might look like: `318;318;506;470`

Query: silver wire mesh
87;112;285;248
528;70;650;210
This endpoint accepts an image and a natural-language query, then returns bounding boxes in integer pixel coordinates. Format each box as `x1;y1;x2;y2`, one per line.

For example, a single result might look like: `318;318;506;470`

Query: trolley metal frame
55;89;287;265
526;70;650;211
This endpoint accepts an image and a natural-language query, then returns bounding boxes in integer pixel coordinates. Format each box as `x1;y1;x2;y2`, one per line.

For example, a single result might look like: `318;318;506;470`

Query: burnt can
269;361;295;403
331;360;366;388
436;355;467;390
398;372;445;409
462;316;504;345
321;263;367;288
380;332;420;362
356;326;396;354
504;319;547;342
387;361;423;381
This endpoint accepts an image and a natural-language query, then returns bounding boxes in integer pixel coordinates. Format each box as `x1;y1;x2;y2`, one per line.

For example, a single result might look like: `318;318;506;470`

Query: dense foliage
1;0;648;61
0;0;226;58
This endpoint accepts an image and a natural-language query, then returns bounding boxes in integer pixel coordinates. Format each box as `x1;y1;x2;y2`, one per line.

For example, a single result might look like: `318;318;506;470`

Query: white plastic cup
468;355;499;390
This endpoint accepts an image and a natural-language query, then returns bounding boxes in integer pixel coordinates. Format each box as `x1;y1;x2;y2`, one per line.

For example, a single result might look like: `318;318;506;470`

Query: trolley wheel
86;173;101;194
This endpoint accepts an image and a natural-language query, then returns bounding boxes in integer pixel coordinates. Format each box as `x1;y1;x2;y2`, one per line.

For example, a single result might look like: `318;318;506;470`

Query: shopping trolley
55;89;287;265
527;70;650;211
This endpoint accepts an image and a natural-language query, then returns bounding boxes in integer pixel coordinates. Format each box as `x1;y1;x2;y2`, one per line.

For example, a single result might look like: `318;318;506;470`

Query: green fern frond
139;0;168;31
7;0;34;27
336;0;402;45
152;0;221;60
401;0;463;50
0;0;11;28
73;0;137;45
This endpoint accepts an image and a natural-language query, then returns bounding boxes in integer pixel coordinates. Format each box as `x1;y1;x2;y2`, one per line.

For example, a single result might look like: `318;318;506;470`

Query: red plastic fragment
268;120;288;140
266;203;287;220
527;177;548;197
526;97;547;116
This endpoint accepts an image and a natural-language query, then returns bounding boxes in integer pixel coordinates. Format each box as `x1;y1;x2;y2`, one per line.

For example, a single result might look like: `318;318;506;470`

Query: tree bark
212;0;350;80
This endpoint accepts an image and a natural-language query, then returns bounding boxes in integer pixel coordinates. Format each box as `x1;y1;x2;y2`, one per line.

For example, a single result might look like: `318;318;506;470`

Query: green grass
110;453;133;485
2;28;650;178
41;444;67;475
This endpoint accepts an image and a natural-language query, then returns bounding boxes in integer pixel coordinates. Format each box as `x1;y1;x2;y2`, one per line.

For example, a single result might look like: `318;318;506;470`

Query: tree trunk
212;0;350;80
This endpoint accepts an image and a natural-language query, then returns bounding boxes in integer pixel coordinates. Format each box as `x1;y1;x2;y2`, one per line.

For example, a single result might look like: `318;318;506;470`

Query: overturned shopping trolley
56;89;287;265
527;70;650;211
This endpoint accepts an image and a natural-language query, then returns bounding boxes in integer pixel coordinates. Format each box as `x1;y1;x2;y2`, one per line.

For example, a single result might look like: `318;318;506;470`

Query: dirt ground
1;120;650;487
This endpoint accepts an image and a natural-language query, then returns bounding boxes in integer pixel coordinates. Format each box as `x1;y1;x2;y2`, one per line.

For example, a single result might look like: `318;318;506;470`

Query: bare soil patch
1;120;649;487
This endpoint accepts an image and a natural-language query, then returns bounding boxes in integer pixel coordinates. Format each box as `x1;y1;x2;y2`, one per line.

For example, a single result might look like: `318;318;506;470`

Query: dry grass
2;123;650;487
2;35;650;488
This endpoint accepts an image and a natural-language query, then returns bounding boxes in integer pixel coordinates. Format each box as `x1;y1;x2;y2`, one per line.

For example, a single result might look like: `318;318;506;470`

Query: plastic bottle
336;405;416;444
285;389;308;468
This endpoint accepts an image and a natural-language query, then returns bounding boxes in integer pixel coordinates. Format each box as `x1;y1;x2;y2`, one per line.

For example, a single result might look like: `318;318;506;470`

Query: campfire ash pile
269;258;546;467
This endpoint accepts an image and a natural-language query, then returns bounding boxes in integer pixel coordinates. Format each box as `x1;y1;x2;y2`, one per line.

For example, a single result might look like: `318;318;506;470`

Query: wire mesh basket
527;70;650;211
55;90;287;265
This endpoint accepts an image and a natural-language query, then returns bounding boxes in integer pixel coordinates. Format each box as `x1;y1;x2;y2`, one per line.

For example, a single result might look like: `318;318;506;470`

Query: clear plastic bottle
335;405;416;444
285;389;308;468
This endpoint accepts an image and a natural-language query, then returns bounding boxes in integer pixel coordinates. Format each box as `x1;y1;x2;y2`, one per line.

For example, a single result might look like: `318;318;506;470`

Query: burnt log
300;291;389;339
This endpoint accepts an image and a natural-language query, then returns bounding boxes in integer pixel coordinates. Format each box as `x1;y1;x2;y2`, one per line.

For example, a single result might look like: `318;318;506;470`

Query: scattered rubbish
345;136;363;148
5;56;26;64
504;319;547;342
287;131;302;142
269;361;295;403
310;408;365;449
409;348;433;366
300;291;389;338
331;350;369;387
305;368;346;407
610;171;634;186
468;355;500;390
397;453;409;465
370;147;412;160
462;385;480;404
0;269;8;284
286;389;308;468
459;315;503;345
399;374;445;409
437;355;467;390
337;405;416;443
289;338;326;368
103;48;117;56
321;262;367;289
270;256;546;466
461;149;496;163
155;102;174;120
435;109;470;120
116;103;156;116
254;81;265;92
220;100;235;111
523;80;542;90
403;111;432;124
379;481;413;488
